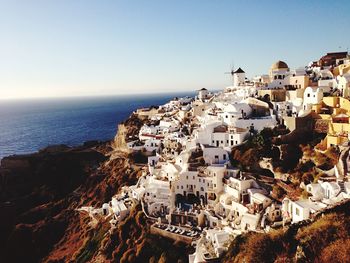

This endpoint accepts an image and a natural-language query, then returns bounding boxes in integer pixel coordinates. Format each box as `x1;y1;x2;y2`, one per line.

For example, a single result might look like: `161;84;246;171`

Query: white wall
202;147;229;165
303;87;323;105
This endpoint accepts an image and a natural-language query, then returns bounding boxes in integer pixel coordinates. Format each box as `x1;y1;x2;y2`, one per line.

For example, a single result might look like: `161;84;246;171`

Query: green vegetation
231;127;300;172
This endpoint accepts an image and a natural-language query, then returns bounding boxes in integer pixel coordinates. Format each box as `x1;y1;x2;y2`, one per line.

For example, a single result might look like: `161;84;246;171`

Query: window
212;140;214;143
221;140;223;144
307;93;310;97
193;176;195;180
215;155;219;159
181;186;183;189
186;176;188;179
214;184;216;187
295;207;300;216
223;154;226;160
177;186;179;189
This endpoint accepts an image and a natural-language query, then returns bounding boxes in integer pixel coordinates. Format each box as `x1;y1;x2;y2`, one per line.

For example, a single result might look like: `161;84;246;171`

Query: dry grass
223;202;350;263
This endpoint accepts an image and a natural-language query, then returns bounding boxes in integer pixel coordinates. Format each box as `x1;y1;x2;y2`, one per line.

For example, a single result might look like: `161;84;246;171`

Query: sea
0;92;196;160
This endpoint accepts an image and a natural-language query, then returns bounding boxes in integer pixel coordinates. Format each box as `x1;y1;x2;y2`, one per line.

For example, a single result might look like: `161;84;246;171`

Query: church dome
271;60;289;70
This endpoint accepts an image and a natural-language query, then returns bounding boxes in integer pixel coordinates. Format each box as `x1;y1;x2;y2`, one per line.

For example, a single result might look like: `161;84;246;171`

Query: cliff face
114;113;160;145
0;139;149;263
0;143;108;263
114;124;130;151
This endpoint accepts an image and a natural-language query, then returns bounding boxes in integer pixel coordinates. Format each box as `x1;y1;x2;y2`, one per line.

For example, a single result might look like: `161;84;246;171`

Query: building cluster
81;51;350;262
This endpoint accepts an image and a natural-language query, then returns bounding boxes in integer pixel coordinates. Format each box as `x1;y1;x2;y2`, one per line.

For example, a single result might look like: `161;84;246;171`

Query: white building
144;138;161;152
143;176;171;215
338;73;350;97
218;102;253;121
282;198;326;223
202;145;230;165
303;86;324;108
210;125;249;148
233;68;246;87
198;88;212;101
173;165;226;205
306;181;350;203
110;197;129;221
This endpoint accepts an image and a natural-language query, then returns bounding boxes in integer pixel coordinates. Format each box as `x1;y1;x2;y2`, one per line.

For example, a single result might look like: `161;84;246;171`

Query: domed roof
271;60;289;70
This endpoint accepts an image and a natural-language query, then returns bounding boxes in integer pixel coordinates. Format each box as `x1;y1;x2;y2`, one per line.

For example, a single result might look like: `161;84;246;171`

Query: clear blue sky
0;0;349;99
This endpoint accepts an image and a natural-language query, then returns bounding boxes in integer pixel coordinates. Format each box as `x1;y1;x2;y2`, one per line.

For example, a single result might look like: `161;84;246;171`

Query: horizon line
0;88;221;101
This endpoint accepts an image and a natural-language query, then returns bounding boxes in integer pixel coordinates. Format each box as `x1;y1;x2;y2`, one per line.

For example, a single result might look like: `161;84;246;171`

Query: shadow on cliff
0;142;108;263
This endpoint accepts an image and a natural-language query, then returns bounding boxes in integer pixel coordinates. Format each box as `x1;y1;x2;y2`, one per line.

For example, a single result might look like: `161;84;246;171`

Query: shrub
319;238;350;263
272;185;286;199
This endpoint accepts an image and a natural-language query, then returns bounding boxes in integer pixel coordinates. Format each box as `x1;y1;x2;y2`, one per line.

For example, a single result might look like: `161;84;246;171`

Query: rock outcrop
114;124;130;152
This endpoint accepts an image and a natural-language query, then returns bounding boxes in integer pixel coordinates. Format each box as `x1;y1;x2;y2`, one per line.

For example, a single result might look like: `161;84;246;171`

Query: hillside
1;113;349;263
222;200;350;263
